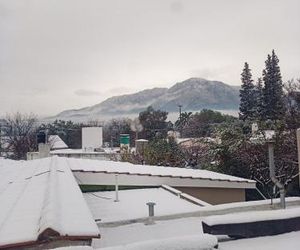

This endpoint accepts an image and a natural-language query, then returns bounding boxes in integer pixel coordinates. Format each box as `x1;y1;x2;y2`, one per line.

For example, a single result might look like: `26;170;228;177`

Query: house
1;156;300;249
50;147;120;161
69;158;256;205
50;127;120;161
48;135;69;149
26;134;69;160
27;127;120;161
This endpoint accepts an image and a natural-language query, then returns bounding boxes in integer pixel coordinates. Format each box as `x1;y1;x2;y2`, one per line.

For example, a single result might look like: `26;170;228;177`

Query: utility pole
178;105;182;120
296;129;300;189
178;105;182;137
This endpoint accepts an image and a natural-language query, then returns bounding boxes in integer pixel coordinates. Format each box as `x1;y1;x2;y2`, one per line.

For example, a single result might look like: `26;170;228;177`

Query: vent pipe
145;202;156;225
114;174;119;202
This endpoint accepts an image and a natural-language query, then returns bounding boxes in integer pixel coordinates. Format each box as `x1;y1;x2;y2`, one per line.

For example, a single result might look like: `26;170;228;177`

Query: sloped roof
48;135;68;149
69;158;255;185
0;157;99;249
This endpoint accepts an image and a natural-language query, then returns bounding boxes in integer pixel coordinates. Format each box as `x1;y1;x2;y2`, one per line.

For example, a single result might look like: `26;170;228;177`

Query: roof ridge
38;157;61;238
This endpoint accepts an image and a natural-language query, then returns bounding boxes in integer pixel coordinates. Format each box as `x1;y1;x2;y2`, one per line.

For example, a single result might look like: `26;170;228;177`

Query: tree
2;113;38;160
175;111;192;133
179;138;215;169
138;106;169;140
284;79;300;129
139;137;185;167
103;118;132;147
255;77;264;120
212;124;299;199
262;50;285;121
181;109;236;138
239;62;257;121
39;120;82;148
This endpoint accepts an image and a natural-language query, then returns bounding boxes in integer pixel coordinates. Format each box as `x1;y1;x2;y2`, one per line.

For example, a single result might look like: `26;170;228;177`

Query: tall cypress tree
239;62;256;121
262;50;285;121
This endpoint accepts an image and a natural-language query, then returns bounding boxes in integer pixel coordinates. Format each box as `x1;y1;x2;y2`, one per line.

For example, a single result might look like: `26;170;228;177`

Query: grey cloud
170;1;184;13
0;0;299;116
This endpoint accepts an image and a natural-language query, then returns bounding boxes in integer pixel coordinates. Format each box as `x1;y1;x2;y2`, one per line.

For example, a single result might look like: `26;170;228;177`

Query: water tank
82;127;103;150
37;131;46;144
120;134;130;150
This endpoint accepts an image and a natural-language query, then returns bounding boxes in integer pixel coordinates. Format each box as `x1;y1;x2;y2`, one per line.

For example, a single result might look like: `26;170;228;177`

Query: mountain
51;78;240;121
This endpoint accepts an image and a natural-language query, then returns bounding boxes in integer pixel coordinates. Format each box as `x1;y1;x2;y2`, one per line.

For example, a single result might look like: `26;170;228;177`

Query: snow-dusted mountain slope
50;78;239;121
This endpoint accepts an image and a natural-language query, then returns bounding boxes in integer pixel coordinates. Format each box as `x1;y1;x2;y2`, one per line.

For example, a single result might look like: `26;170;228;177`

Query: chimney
38;143;50;158
36;131;50;158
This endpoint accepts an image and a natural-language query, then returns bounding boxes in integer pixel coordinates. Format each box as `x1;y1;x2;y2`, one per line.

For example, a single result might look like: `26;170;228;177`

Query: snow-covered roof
202;206;300;226
135;139;148;142
250;130;276;143
176;138;194;144
177;137;216;147
98;234;218;250
84;188;204;224
69;158;256;189
48;135;68;149
91;196;300;249
50;148;118;155
94;217;206;249
0;157;100;248
219;231;300;250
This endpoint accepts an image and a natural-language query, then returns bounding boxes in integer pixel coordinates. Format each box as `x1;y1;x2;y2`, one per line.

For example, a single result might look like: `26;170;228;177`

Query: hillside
52;78;240;121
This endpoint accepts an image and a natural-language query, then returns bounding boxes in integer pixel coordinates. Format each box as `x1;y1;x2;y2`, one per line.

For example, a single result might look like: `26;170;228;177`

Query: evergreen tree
239;62;256;121
255;77;264;120
262;50;285;121
138;106;168;140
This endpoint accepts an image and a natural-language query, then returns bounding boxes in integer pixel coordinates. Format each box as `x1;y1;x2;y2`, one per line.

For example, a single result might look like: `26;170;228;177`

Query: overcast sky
0;0;299;117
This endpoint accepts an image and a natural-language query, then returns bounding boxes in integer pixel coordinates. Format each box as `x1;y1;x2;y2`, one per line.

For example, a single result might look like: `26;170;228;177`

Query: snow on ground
84;188;202;223
219;231;300;250
93;217;203;248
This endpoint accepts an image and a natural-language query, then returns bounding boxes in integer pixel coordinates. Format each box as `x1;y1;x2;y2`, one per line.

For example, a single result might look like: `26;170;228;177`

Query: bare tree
2;113;38;160
214;125;299;198
284;79;300;129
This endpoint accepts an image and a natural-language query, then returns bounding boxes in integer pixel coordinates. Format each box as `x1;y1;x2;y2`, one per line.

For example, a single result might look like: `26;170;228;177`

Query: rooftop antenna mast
178;105;183;137
178;105;182;120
